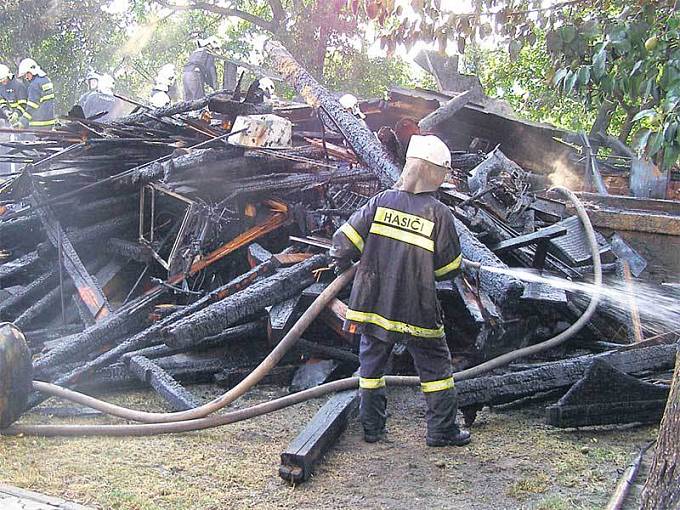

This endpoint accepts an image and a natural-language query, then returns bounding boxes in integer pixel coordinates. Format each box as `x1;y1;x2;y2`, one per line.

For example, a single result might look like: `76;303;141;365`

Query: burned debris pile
1;45;678;483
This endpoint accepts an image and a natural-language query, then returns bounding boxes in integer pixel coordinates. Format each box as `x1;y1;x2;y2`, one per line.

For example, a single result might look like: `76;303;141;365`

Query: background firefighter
330;135;471;447
182;36;219;101
17;58;55;130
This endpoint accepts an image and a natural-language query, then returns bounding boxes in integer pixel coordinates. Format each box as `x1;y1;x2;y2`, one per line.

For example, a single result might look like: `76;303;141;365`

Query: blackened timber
418;90;472;132
164;254;330;348
207;96;273;116
0;252;40;284
295;338;360;365
455;217;524;310
50;260;278;387
456;344;677;412
121;321;265;362
0;267;58;320
546;359;670;427
114;89;229;125
266;40;401;187
279;390;359;484
107;238;154;263
30;185;112;321
490;224;568;253
37;214;137;257
128;355;201;411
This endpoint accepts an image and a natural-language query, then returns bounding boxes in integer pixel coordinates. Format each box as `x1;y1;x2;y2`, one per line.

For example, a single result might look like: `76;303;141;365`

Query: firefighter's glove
331;257;352;276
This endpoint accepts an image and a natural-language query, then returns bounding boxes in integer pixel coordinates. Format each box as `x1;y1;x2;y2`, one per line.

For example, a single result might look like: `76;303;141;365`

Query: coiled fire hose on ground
1;186;602;436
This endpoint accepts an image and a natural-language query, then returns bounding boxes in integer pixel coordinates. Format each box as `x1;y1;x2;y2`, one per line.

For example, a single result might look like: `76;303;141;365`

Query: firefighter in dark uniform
182;36;219;101
0;64;28;125
17;58;55;130
330;135;471;447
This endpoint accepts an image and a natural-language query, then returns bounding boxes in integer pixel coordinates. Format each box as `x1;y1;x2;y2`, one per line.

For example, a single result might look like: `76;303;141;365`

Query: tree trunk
590;99;617;153
640;346;680;510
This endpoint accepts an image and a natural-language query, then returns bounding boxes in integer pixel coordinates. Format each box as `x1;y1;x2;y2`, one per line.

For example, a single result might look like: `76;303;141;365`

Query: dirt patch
0;385;656;509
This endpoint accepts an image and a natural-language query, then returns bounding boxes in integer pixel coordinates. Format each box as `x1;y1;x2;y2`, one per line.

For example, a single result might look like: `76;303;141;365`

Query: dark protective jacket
0;78;28;117
330;189;462;343
20;75;55;129
183;49;217;100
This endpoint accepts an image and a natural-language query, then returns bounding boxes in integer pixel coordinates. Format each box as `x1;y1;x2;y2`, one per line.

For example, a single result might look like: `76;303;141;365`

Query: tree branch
155;0;275;32
267;0;286;26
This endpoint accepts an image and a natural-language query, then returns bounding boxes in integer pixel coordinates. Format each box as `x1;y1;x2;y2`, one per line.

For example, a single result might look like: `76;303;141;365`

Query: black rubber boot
423;387;471;447
360;388;387;443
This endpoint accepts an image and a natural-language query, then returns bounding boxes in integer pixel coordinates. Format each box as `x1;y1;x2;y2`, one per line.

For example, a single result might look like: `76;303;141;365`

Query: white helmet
150;90;171;108
0;64;12;82
406;135;451;169
257;77;275;97
153;79;170;93
339;93;366;119
157;64;175;82
97;73;115;95
18;58;46;78
198;36;221;51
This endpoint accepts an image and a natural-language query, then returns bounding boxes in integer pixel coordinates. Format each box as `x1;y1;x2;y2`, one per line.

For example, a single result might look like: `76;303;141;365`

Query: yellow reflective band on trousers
359;376;386;389
434;254;463;277
421;376;454;393
340;222;364;253
29;119;55;127
374;207;435;237
369;223;434;252
346;309;444;338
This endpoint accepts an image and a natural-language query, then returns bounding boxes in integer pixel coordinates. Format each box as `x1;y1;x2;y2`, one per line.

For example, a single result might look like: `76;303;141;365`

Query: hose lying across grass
2;186;602;436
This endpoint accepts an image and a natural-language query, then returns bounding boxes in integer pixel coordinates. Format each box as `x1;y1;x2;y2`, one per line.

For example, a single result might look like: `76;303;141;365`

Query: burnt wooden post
279;390;359;484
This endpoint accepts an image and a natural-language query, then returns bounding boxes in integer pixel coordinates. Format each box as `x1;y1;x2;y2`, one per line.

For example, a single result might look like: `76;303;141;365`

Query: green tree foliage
360;0;679;169
0;0;128;111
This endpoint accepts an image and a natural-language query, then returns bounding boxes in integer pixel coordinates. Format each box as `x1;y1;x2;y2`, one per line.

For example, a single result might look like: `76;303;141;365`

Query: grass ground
0;385;656;509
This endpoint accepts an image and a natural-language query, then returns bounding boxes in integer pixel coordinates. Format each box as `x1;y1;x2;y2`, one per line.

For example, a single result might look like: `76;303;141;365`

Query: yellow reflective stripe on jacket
40;94;55;102
346;309;444;338
369;223;434;252
421;376;454;393
22;111;33;120
29;119;55;127
359;376;386;389
374;206;435;237
41;82;53;91
434;254;463;277
0;99;6;105
26;100;39;109
340;222;364;253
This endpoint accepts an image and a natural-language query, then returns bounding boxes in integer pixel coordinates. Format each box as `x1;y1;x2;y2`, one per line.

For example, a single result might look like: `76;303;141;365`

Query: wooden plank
279;390;359;484
418;90;472;132
490;224;567;254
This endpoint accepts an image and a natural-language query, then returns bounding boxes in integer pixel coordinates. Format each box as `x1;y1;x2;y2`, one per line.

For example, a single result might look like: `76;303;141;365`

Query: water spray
0;186;603;436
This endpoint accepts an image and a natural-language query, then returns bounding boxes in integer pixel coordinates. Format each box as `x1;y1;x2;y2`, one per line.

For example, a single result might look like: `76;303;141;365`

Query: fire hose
1;186;601;436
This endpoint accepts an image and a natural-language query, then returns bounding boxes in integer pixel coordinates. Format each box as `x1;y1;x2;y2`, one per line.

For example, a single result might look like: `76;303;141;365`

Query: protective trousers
358;334;459;437
182;68;205;101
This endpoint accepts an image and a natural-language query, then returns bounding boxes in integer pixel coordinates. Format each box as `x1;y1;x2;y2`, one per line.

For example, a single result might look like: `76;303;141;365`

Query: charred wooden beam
49;259;278;387
456;344;678;424
268;295;303;344
266;40;401;187
163;254;329;348
279;390;359;484
418;90;471;132
0;252;40;285
546;359;670;427
0;267;58;320
106;238;154;263
207;96;273;116
114;89;229;125
37;213;137;257
128;355;201;411
295;338;359;366
30;184;112;321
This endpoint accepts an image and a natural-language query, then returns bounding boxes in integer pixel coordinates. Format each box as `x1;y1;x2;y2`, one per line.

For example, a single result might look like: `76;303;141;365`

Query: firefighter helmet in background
157;64;176;85
0;64;12;82
258;77;276;98
339;93;366;119
18;58;46;78
197;36;221;51
98;74;115;95
84;70;101;90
